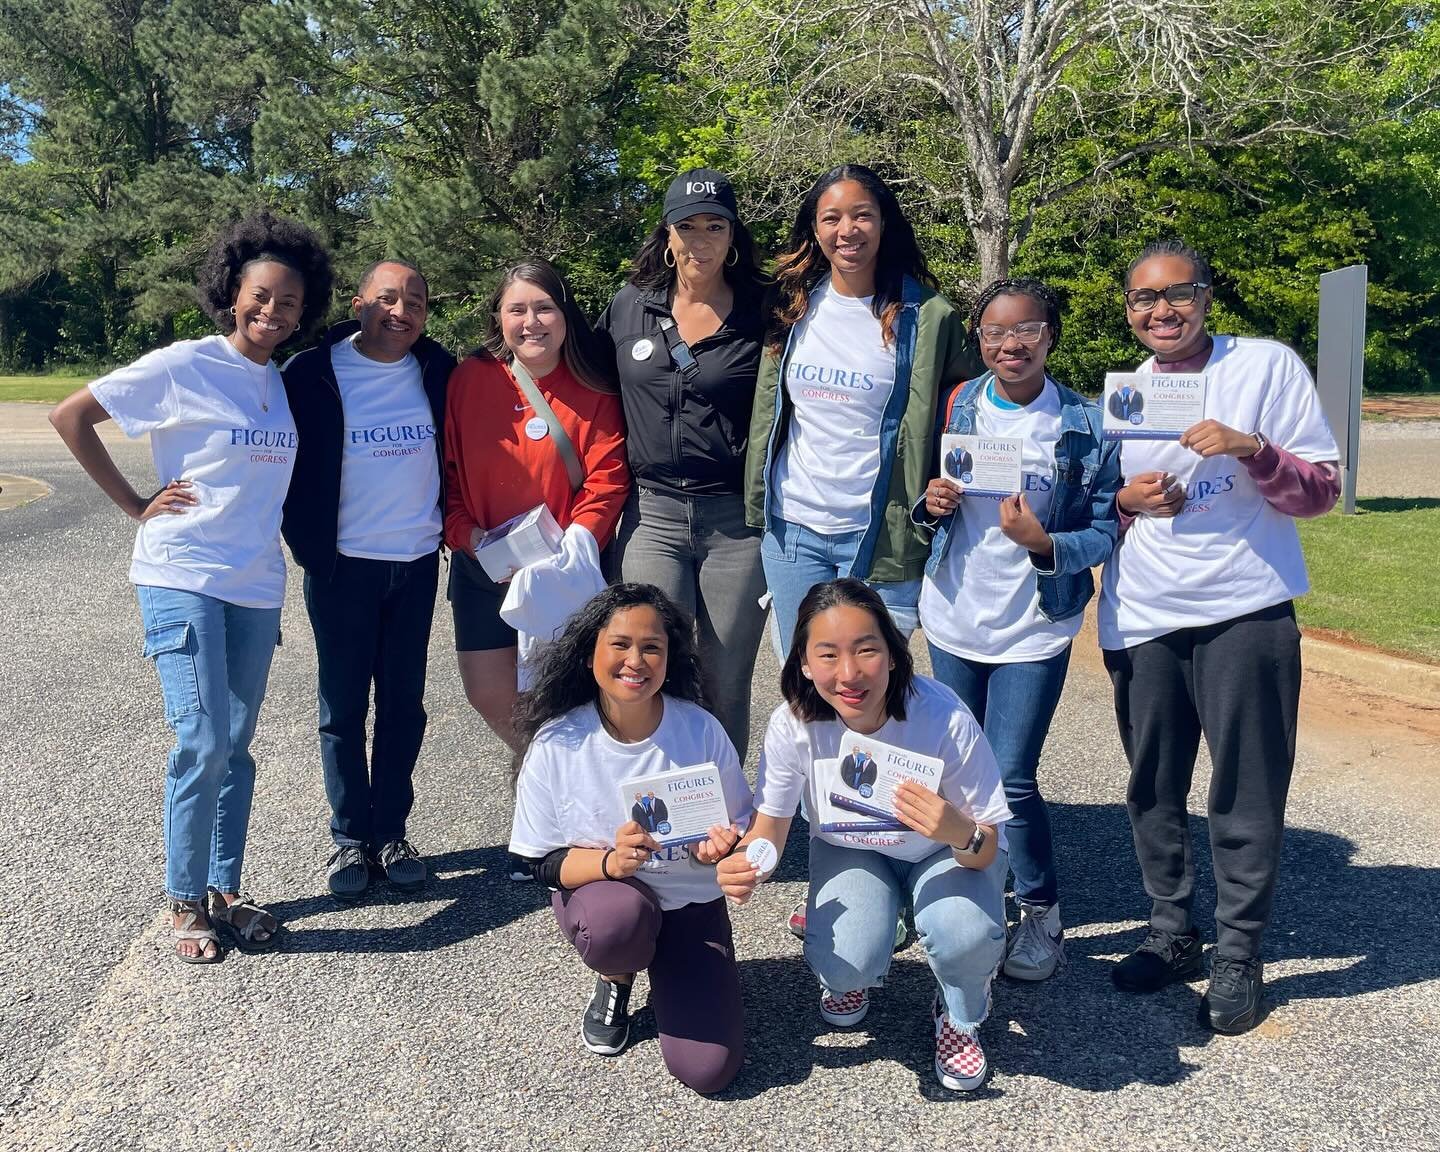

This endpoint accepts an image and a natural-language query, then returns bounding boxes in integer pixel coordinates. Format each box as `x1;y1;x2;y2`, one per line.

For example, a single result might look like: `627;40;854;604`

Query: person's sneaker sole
934;1054;988;1092
327;862;369;902
580;1022;630;1056
383;862;426;892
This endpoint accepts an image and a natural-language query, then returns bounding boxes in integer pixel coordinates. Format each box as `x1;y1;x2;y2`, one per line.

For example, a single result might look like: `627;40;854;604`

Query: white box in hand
474;504;563;582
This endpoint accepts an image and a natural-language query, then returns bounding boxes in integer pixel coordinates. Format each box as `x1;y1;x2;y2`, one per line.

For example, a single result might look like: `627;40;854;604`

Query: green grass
1297;497;1440;663
0;375;93;404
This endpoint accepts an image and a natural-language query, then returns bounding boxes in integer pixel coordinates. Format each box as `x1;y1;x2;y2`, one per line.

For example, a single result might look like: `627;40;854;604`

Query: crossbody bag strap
508;359;584;494
655;315;702;381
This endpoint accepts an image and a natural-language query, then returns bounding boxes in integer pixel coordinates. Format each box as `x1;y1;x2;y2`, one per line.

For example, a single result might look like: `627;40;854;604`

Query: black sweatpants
1104;601;1302;959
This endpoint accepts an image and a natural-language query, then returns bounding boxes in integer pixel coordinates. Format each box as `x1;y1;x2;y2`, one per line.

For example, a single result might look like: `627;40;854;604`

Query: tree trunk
971;190;1012;287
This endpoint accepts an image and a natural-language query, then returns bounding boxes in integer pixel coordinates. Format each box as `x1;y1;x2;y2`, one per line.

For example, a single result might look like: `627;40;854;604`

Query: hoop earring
663;248;676;269
725;246;739;267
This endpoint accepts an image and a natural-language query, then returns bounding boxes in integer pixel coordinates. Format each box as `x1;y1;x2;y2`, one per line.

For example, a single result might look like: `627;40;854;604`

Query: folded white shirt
499;524;607;689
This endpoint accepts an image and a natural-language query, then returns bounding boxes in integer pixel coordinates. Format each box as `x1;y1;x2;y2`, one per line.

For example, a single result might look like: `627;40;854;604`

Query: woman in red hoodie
444;258;628;807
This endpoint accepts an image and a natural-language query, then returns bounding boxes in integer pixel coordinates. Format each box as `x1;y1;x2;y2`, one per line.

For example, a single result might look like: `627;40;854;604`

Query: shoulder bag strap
508;359;584;494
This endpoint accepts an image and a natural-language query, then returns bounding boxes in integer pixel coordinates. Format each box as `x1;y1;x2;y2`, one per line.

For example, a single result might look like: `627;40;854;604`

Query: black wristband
600;848;616;881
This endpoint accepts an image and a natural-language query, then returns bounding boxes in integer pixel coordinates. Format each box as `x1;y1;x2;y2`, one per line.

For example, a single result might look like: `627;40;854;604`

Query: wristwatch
1251;431;1268;456
960;823;986;855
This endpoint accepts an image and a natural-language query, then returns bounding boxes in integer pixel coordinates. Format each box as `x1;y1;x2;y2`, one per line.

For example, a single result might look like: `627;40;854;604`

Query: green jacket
743;277;977;583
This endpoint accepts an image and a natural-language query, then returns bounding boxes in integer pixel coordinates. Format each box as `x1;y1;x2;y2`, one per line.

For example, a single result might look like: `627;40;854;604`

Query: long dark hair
780;578;914;724
629;219;768;295
481;256;614;393
512;584;709;778
768;164;935;351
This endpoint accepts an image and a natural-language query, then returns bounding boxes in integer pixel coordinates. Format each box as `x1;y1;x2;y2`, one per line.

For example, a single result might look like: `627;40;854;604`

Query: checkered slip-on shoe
818;987;870;1028
934;1008;988;1092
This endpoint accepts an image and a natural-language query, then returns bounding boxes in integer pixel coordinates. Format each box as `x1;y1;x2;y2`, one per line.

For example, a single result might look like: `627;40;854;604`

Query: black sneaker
581;976;632;1056
1201;956;1264;1034
326;845;370;902
507;852;535;882
377;839;426;892
1112;927;1204;992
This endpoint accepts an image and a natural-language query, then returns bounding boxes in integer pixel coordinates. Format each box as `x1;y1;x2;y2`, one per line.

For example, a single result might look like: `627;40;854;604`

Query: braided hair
967;277;1062;354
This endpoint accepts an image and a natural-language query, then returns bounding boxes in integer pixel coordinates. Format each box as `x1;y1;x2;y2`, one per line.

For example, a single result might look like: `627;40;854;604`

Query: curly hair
1124;238;1214;289
196;210;334;339
767;164;936;351
511;584;709;780
779;578;914;724
480;256;615;394
968;277;1063;355
629;218;769;296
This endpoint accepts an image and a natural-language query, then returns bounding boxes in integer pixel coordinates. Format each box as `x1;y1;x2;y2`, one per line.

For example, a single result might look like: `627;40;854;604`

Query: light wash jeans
617;488;767;760
761;518;921;657
137;585;281;901
804;838;1007;1027
927;643;1072;907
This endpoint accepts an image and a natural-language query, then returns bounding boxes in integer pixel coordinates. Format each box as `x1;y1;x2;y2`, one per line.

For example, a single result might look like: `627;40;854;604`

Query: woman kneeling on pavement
718;579;1011;1092
1100;238;1340;1033
49;211;334;963
509;584;752;1094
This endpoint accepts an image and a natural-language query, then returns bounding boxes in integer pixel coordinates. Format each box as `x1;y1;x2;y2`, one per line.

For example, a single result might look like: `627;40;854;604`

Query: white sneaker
818;987;870;1027
1003;902;1065;981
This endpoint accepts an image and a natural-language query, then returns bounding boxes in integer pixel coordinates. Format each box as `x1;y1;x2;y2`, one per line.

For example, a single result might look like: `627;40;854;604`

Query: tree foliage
0;0;1435;390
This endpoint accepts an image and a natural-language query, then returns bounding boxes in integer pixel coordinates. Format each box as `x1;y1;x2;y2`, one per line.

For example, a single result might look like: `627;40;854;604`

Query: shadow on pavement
264;845;547;954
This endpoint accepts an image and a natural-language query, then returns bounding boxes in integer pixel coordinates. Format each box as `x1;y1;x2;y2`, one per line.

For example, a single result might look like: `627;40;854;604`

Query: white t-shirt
89;335;296;609
510;697;754;911
773;281;896;533
754;675;1012;861
332;335;442;560
921;379;1082;662
1098;335;1339;649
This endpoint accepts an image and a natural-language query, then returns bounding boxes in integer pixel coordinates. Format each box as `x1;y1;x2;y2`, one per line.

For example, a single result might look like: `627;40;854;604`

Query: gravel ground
2;405;1438;1151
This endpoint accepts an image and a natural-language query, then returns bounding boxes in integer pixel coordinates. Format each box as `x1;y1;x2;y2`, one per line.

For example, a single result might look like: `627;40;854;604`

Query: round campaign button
745;837;778;877
656;821;672;836
1129;413;1144;425
525;417;549;441
959;472;974;485
859;784;874;799
631;338;655;361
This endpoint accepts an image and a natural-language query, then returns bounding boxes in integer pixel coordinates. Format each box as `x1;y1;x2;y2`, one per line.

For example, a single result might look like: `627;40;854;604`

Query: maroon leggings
552;878;744;1094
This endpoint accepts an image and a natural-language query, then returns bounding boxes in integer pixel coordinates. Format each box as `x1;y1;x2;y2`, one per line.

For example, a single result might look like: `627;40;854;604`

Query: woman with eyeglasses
916;278;1121;983
1099;239;1339;1034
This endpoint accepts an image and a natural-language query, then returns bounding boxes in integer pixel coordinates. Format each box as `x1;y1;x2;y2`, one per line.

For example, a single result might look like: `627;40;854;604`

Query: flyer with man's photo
815;734;945;833
616;763;730;849
940;433;1023;498
1102;372;1207;440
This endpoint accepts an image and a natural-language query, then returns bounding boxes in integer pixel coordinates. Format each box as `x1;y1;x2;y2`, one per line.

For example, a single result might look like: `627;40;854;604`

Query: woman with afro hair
51;210;333;965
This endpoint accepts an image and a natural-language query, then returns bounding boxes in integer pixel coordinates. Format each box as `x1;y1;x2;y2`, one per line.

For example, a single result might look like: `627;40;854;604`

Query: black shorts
447;548;519;652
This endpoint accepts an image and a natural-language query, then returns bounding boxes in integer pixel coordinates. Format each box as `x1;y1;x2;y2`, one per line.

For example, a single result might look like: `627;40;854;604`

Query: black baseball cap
663;169;738;224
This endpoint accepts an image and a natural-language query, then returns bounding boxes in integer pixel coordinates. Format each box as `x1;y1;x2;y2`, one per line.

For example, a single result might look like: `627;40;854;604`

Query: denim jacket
917;373;1122;622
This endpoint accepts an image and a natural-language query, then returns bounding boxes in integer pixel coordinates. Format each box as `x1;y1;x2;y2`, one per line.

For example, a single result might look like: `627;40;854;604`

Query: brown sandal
170;899;224;965
206;889;280;953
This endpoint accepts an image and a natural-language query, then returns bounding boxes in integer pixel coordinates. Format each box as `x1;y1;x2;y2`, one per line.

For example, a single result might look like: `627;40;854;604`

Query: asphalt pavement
2;405;1437;1151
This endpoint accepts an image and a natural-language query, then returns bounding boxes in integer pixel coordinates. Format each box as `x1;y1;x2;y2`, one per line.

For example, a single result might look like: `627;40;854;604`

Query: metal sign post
1316;265;1367;514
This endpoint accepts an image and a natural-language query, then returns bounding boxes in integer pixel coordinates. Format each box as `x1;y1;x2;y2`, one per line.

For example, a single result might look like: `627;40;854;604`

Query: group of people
49;162;1340;1097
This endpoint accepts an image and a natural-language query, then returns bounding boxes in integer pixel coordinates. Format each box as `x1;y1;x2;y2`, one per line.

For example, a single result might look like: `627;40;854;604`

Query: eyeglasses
1123;282;1209;311
977;321;1048;347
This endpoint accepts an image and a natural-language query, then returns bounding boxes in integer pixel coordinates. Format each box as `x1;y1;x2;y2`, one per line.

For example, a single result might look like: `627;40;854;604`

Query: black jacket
280;320;456;578
595;282;763;498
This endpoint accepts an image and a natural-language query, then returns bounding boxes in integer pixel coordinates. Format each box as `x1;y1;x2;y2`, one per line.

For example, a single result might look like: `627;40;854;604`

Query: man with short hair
282;261;456;899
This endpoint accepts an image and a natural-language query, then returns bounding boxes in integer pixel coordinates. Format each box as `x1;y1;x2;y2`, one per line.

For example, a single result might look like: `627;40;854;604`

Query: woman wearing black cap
595;169;771;759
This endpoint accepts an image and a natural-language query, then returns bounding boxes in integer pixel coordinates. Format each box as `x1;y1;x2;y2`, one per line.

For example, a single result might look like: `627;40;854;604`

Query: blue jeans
927;643;1071;907
137;585;281;901
617;489;767;760
804;838;1007;1027
761;519;921;657
303;550;438;851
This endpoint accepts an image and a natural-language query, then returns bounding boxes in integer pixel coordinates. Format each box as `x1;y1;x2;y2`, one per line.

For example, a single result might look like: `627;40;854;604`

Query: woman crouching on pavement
718;578;1011;1092
509;583;753;1093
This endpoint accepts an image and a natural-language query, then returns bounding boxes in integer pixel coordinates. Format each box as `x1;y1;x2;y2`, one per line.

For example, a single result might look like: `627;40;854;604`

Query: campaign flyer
815;735;944;833
1102;372;1207;440
617;763;730;849
940;434;1023;498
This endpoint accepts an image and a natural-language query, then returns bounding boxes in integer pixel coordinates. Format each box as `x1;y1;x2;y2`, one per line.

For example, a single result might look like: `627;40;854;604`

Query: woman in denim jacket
916;278;1120;982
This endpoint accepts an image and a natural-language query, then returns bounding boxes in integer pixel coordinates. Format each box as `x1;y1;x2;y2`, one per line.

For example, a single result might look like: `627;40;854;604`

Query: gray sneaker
326;844;370;901
377;840;426;892
1003;902;1066;981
